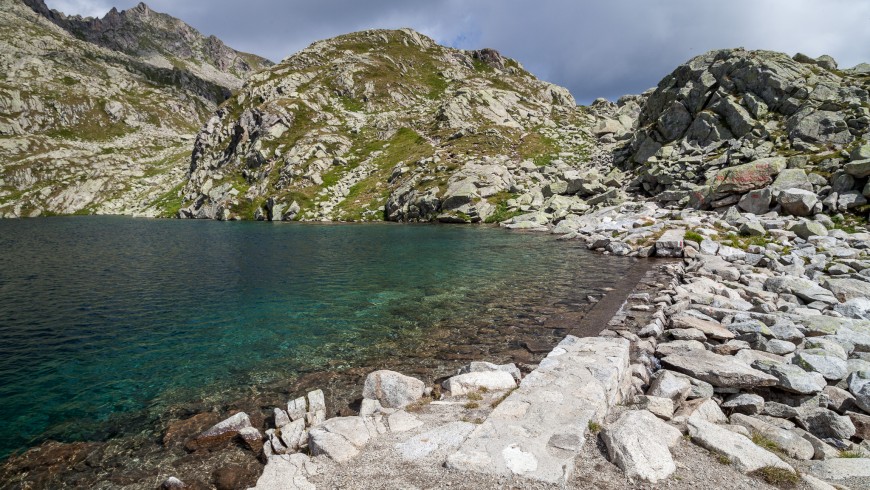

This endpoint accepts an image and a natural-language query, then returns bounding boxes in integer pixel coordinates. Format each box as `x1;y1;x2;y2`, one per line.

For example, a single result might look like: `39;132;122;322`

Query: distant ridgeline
2;0;870;224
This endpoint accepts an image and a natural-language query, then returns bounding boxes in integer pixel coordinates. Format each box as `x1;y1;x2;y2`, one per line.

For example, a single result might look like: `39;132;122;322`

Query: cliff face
0;0;267;218
608;49;870;212
178;28;607;223
21;0;273;91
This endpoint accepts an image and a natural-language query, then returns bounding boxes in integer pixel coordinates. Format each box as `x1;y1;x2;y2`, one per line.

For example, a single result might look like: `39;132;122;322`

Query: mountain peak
22;0;272;91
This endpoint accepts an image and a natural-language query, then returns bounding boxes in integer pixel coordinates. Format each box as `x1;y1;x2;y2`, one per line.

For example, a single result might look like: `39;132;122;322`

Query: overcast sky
47;0;870;104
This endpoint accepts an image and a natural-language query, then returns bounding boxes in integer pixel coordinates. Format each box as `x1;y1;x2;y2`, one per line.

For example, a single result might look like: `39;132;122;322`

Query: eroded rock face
619;48;869;210
177;28;589;223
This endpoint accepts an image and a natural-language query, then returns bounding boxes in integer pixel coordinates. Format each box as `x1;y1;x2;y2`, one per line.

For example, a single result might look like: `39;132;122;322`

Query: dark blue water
0;217;633;460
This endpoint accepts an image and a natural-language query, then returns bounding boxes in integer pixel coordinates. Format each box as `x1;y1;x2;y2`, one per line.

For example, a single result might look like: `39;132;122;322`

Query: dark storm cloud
48;0;870;104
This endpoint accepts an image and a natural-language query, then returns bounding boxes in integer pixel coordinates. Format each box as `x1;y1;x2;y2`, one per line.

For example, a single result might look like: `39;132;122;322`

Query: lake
0;217;639;461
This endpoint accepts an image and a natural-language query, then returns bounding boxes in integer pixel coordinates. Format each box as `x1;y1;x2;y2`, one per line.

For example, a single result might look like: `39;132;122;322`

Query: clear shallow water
0;217;635;460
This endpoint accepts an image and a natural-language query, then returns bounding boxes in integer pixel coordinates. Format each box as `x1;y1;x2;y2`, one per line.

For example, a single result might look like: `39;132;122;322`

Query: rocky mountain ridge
177;28;593;223
0;0;266;218
21;0;272;92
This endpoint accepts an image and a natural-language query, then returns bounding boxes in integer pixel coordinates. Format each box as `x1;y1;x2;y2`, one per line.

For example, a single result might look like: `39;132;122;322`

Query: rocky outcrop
0;0;264;218
21;0;272;92
615;48;870;218
176;28;594;222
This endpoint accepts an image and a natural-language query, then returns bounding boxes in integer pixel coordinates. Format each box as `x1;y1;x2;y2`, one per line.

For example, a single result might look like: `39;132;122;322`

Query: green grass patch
684;230;704;244
587;421;601;434
839;450;865;458
518;130;558;167
334;127;432;221
749;467;800;488
751;433;783;455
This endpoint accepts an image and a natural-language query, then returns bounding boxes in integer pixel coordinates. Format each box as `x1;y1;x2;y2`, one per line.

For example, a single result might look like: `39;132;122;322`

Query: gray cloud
46;0;870;104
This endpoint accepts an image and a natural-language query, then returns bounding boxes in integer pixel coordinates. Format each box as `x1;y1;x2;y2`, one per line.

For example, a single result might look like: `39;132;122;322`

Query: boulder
190;412;252;450
721;393;765;415
249;454;315;490
457;361;522;383
778;189;818;216
793;350;849;381
738;188;773;214
752;359;827;394
661;350;777;388
710;157;787;195
443;370;516;396
395;422;476;461
636;395;676;420
647;370;692;402
601;410;682;483
795;408;856;440
363;370;425;408
823;277;870;303
771;169;813;194
789;219;828;239
848;411;870;440
671;315;734;340
764;276;837;304
809;458;870;484
844;159;870;178
308;416;375;463
730;414;815;460
687;417;792;474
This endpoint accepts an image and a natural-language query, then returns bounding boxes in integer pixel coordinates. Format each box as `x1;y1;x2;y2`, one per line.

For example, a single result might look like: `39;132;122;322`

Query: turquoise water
0;217;634;460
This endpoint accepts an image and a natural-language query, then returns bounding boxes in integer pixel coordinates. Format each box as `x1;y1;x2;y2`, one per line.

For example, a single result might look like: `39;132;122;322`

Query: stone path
445;336;631;484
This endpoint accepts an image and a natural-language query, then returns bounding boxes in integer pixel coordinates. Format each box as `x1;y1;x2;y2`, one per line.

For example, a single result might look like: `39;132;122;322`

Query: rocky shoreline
152;201;870;490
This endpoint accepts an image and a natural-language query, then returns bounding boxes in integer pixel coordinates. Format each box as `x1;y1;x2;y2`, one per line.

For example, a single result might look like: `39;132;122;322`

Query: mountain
608;48;870;211
0;0;268;218
21;0;272;91
178;28;609;223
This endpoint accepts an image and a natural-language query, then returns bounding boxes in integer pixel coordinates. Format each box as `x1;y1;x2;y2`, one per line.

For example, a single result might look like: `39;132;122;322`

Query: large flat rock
661;349;777;388
446;336;631;484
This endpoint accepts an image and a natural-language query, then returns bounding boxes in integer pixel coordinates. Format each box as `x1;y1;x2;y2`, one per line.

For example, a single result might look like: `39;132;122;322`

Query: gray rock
647;370;692;402
363;370;425;408
722;393;765;415
636;395;676;420
771;169;813;194
387;410;423;433
738;187;772;215
778;189;818;216
602;410;682;483
395;421;475;461
730;414;815;460
687;417;793;474
834;297;870;320
848;370;870;412
793;350;849;381
823;277;870;303
752;359;827;394
286;397;307;422
671;315;735;340
458;361;522;383
844;159;870;178
308;416;375;463
740;221;767;237
307;390;326;412
274;408;290;429
661;349;778;388
443;370;516;396
809;458;870;484
789;219;828;239
199;412;252;439
764;275;837;304
795;408;856;440
656;340;707;357
249;454;315;490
